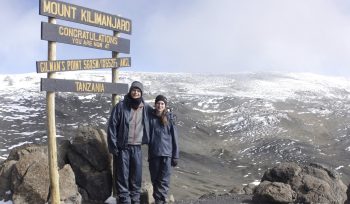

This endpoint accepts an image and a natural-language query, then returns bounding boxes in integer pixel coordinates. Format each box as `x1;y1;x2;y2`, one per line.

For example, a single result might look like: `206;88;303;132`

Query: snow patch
8;141;33;150
250;180;261;185
0;200;13;204
335;166;344;170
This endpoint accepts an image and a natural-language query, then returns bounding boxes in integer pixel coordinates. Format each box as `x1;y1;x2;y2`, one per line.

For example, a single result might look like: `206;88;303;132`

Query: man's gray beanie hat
130;81;144;95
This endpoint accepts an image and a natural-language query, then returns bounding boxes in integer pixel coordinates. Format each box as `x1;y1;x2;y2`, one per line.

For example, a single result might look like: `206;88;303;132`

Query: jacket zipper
132;108;138;144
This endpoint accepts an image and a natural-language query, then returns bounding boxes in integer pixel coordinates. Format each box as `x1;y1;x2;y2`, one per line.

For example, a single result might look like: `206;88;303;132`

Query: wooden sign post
38;0;132;203
46;17;60;204
112;31;120;106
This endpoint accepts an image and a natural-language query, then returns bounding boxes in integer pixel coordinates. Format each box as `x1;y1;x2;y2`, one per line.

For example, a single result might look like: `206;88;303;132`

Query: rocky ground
175;194;254;204
1;128;348;204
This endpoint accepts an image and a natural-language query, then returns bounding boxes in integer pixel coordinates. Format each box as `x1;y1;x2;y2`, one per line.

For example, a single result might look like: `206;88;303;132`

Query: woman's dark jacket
107;96;152;156
148;111;179;160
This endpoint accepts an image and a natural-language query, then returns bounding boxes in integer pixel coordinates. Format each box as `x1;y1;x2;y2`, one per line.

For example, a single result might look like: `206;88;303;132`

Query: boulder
253;181;296;203
7;144;47;161
67;127;112;202
69;127;109;171
6;141;69;169
229;184;255;195
229;185;244;194
0;160;16;200
57;140;72;169
0;126;113;203
254;162;347;204
58;164;82;204
261;162;302;183
346;184;350;204
11;151;50;204
141;182;154;204
168;194;175;203
243;183;255;195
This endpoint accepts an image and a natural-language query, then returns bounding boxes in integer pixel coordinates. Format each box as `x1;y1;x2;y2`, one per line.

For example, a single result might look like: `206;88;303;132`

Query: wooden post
111;31;119;196
112;31;120;106
47;17;60;204
111;30;120;197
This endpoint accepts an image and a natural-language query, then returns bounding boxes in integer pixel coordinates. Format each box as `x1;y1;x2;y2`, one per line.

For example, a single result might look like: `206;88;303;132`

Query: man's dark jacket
107;96;152;155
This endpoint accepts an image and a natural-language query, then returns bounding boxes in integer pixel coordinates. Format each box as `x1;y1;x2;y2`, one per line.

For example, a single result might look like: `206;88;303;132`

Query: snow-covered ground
1;71;350;200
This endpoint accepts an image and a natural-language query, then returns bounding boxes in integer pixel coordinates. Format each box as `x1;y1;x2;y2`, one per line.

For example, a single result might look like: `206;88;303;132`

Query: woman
148;95;179;204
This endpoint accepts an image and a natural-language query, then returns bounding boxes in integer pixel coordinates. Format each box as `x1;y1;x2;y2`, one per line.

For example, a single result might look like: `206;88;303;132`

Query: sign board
41;78;128;94
39;0;132;34
41;22;130;53
36;57;131;73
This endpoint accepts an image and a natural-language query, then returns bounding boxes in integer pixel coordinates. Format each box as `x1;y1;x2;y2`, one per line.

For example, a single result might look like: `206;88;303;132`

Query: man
107;81;152;204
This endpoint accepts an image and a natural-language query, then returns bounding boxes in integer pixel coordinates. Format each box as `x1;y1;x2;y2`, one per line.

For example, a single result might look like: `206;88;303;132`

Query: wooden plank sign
41;78;128;94
36;57;131;73
39;0;132;34
41;22;130;53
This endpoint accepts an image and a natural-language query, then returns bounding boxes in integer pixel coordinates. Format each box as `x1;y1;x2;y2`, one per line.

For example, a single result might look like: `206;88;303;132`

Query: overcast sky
1;0;350;76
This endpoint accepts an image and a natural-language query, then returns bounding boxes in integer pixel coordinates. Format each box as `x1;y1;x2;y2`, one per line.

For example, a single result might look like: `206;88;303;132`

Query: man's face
130;88;141;99
155;101;166;113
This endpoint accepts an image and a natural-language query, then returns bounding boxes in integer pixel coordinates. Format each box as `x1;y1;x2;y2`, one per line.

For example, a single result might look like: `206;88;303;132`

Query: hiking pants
149;156;172;203
114;145;142;204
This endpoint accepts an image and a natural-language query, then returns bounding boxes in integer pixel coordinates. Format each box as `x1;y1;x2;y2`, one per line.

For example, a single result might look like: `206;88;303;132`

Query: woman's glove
171;159;178;167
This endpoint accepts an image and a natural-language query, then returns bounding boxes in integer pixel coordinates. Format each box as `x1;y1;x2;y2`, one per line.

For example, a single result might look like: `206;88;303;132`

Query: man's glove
112;150;119;157
171;159;178;167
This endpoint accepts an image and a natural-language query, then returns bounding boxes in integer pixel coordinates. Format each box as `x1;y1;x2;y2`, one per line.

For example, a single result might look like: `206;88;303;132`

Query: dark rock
198;192;219;200
256;162;347;204
7;144;47;161
243;184;255;195
58;164;82;204
69;127;109;171
67;127;112;202
346;184;350;204
78;188;90;203
309;163;339;179
253;181;296;203
11;151;50;204
6;141;69;170
229;185;244;194
261;162;301;184
57;140;71;169
0;160;16;200
0;126;113;203
176;193;254;204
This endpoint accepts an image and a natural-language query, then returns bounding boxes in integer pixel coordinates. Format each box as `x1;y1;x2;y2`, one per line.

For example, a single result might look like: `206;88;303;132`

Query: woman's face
155;101;166;113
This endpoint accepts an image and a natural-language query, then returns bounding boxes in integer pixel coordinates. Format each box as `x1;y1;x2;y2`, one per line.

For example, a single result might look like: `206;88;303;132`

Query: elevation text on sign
36;57;131;73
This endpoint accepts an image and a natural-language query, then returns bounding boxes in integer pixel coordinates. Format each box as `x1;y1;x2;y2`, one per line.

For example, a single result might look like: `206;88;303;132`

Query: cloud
1;0;350;76
135;0;350;75
0;1;44;74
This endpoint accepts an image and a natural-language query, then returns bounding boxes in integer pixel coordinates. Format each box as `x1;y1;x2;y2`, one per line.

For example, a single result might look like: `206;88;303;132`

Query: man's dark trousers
114;145;142;204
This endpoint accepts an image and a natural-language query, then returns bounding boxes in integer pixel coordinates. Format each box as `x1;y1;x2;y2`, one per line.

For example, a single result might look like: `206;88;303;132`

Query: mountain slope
0;71;350;199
